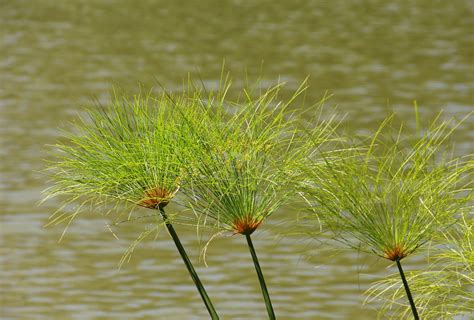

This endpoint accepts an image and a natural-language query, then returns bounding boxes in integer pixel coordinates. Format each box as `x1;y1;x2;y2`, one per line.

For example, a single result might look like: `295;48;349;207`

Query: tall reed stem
159;206;219;319
395;258;419;320
245;233;276;319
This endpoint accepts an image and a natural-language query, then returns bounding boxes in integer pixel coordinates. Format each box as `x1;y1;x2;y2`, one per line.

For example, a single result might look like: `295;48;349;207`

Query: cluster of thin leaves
43;76;340;249
42;90;193;240
366;212;473;319
42;74;473;318
301;114;472;261
180;79;340;236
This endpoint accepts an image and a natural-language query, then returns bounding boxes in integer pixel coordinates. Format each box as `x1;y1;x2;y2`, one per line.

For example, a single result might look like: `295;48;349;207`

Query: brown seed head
138;187;171;209
232;216;263;235
383;245;408;261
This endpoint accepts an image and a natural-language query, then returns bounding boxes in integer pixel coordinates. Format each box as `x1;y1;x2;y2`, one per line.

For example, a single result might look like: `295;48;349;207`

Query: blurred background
1;1;473;319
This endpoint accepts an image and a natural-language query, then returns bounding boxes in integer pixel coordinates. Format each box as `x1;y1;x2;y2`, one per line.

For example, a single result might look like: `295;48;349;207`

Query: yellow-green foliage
42;90;197;234
180;80;339;235
301;114;472;262
367;212;474;319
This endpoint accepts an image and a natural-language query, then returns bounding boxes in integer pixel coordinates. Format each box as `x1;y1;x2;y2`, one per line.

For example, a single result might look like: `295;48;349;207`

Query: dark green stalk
395;258;419;320
158;205;219;319
245;233;276;320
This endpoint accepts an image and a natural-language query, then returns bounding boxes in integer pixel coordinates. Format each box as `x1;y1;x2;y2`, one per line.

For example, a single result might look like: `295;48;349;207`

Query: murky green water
1;1;473;319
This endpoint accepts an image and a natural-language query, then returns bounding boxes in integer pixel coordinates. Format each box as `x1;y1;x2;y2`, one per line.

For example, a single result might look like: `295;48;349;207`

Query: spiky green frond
366;212;474;319
181;81;339;235
43;90;193;226
302;113;472;261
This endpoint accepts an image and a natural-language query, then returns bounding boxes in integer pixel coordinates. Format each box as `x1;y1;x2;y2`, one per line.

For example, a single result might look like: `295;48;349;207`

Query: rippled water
1;1;473;319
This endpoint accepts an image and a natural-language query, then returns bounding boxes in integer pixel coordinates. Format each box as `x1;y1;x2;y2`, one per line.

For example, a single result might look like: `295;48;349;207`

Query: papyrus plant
43;90;219;319
366;207;473;319
301;113;472;319
179;79;338;319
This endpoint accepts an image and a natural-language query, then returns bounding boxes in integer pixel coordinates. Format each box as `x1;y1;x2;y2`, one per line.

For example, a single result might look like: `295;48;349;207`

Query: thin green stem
159;206;219;319
245;233;276;320
395;258;419;320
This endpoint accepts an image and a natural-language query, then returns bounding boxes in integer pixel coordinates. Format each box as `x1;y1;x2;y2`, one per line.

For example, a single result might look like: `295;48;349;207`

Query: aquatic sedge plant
179;79;338;319
42;91;219;319
367;211;473;319
301;113;472;319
